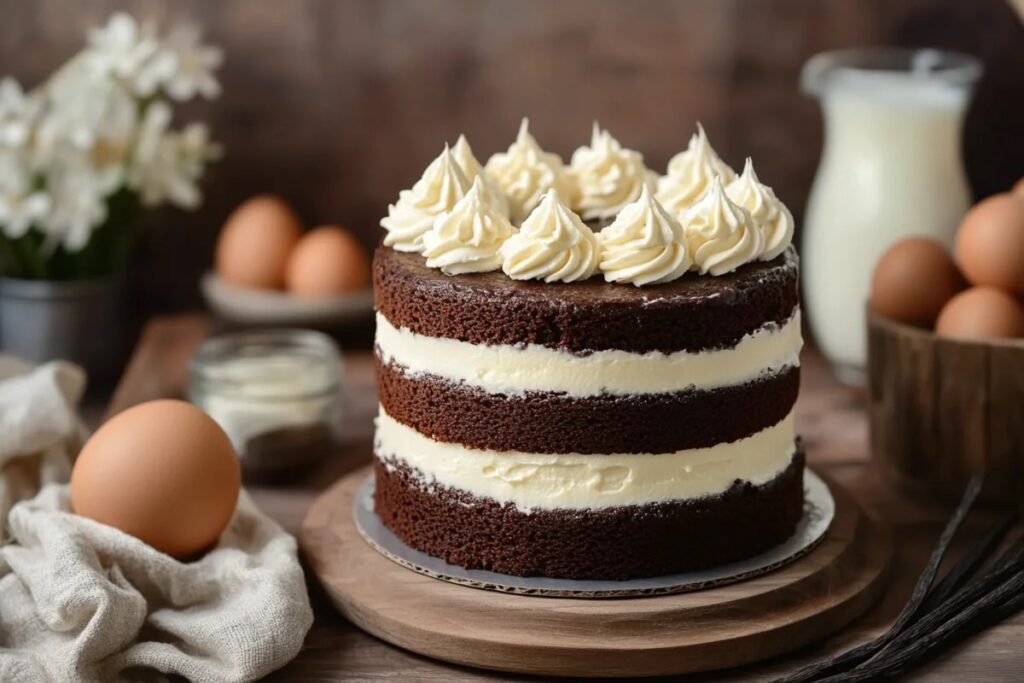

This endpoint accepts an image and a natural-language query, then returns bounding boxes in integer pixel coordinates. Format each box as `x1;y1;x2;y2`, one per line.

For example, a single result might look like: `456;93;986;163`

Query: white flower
85;12;169;97
160;24;222;100
127;103;218;209
40;149;109;252
38;56;138;155
0;149;50;239
0;78;40;148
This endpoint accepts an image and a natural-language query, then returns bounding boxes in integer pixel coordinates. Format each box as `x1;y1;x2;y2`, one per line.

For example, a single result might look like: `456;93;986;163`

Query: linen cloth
0;357;313;682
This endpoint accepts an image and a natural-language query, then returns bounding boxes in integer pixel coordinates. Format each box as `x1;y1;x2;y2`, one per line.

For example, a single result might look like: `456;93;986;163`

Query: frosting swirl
381;145;470;253
422;176;515;275
569;123;654;222
451;134;511;218
598;185;691;286
682;177;764;275
500;190;600;283
726;158;794;261
655;123;736;216
485;118;572;224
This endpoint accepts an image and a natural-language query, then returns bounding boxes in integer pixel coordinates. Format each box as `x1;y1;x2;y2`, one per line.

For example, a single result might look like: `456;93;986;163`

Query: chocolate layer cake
372;121;804;580
373;247;804;580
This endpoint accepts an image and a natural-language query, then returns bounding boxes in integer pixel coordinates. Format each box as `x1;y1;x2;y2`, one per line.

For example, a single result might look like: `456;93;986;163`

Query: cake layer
374;246;800;354
377;357;799;454
373;450;805;580
375;309;801;397
375;407;797;511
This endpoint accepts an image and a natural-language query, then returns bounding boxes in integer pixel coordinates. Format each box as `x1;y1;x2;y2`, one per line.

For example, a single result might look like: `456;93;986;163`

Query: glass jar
189;329;342;476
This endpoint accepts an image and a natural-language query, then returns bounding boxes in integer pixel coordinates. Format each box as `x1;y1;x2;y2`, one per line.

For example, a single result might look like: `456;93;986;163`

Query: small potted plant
0;12;221;377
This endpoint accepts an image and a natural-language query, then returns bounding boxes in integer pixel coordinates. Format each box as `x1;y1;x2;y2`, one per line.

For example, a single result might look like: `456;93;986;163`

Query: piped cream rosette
726;158;795;262
422;177;515;275
656;123;736;217
569;123;656;223
682;176;764;276
598;185;691;286
500;190;600;283
485;118;574;224
381;145;471;253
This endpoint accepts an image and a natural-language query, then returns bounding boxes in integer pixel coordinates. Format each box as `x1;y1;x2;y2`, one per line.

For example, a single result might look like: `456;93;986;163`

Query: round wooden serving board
301;466;893;678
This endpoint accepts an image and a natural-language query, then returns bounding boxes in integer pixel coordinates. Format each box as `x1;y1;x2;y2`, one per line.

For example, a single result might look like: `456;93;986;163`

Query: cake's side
371;248;805;580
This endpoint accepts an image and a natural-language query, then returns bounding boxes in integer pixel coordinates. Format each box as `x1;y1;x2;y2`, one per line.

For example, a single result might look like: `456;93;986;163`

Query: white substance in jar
190;330;342;471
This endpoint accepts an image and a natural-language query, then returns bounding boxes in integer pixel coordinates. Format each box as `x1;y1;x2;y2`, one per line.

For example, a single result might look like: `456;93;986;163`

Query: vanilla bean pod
819;560;1024;682
772;473;984;683
922;510;1018;612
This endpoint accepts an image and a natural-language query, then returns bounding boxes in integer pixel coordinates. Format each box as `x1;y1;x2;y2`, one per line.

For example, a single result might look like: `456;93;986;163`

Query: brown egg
285;226;371;297
71;400;241;558
935;287;1024;341
955;193;1024;295
216;195;303;290
1013;177;1024;199
870;237;964;327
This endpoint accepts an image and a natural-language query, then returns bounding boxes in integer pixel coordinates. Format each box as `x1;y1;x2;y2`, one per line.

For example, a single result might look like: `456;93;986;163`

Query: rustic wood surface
103;314;1024;682
299;465;891;678
2;0;1022;313
868;312;1024;505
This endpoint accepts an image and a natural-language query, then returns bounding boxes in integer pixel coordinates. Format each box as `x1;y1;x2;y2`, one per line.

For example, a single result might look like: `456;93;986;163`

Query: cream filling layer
375;309;802;397
375;407;797;512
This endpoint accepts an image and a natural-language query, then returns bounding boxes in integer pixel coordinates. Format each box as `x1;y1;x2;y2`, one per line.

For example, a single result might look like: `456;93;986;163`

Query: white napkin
0;355;88;542
0;358;313;682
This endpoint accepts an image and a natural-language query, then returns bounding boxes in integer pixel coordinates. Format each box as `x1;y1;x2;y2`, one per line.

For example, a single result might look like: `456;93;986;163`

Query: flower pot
0;277;125;381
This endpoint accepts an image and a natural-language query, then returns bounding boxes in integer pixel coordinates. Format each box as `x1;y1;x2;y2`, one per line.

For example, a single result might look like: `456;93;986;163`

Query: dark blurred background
1;0;1020;313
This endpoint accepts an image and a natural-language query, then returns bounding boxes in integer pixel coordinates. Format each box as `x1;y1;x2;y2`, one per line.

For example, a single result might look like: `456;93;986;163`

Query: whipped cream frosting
726;158;794;261
598;185;692;286
569;123;654;222
381;145;471;253
655;123;736;216
500;190;600;283
376;407;797;511
375;309;802;397
422;176;516;275
451;134;511;218
682;177;764;276
485;118;573;224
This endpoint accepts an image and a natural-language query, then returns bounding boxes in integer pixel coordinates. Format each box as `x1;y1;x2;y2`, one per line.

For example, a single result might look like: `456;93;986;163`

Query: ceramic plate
201;272;373;326
354;469;835;598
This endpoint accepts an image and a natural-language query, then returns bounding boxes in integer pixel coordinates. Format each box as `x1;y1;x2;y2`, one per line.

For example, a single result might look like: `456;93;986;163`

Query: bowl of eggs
202;195;373;326
867;182;1024;505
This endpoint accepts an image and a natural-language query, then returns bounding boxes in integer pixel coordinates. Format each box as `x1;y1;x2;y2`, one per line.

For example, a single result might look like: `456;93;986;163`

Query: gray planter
0;277;124;380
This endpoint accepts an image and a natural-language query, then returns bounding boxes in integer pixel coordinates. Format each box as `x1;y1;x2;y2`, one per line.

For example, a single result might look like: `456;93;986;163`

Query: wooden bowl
867;311;1024;505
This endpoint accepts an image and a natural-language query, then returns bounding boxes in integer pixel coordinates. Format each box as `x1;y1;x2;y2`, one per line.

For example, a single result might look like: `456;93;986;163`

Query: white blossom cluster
0;12;222;253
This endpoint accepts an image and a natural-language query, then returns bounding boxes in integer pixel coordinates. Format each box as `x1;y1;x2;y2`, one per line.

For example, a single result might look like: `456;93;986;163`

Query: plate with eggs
204;195;374;326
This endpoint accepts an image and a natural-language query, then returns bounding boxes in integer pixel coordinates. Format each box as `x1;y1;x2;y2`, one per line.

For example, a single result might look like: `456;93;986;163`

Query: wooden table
103;315;1024;682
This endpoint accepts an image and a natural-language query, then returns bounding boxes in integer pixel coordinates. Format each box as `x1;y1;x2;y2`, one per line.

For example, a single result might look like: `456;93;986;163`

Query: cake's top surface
377;243;798;308
374;245;799;354
378;119;796;287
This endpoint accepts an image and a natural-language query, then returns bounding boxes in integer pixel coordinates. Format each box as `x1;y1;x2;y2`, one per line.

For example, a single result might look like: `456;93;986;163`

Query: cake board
300;465;893;678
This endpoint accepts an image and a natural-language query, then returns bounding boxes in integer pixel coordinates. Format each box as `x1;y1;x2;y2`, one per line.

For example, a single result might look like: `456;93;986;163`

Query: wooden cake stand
301;466;893;678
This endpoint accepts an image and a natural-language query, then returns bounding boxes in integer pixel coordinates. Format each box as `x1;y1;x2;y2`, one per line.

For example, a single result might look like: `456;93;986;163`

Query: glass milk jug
800;48;981;385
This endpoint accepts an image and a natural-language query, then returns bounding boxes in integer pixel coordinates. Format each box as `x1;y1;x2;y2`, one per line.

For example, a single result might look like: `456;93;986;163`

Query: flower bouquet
0;12;221;280
0;12;221;374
